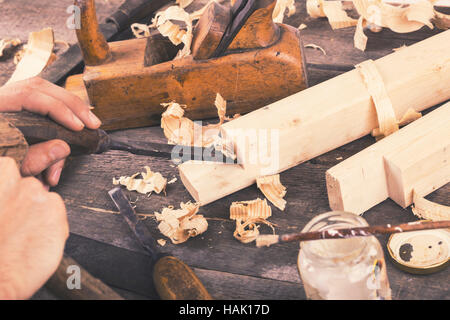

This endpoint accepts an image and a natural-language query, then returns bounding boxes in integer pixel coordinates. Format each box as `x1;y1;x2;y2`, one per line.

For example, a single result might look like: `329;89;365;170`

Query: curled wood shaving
306;0;357;29
412;190;450;221
354;16;368;51
131;23;151;38
353;0;435;33
113;166;167;195
256;174;287;211
157;239;167;246
136;1;215;59
168;177;178;184
397;108;422;126
356;59;399;138
273;0;296;23
6;28;54;84
371;108;422;138
230;198;272;220
234;218;275;244
298;23;308;30
0;38;21;57
161;93;235;149
307;0;447;51
305;43;327;55
148;5;194;58
155;202;208;244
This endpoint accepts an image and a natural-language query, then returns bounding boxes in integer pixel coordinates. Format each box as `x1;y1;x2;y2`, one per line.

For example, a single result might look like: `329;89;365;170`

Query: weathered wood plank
55;142;449;299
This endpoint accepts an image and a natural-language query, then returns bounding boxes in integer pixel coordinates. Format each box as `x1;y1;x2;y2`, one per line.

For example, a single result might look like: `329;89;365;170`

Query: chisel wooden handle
46;255;124;300
1;111;111;155
153;255;212;300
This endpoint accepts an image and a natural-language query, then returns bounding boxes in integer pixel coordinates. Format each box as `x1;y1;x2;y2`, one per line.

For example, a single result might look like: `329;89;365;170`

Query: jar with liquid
297;211;392;300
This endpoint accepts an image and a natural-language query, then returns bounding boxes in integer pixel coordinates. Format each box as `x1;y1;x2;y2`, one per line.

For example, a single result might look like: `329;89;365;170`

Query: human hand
0;157;69;299
0;77;101;186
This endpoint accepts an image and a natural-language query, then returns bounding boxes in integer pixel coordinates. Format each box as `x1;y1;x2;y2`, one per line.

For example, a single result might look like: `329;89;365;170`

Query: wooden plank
326;102;450;214
179;30;450;205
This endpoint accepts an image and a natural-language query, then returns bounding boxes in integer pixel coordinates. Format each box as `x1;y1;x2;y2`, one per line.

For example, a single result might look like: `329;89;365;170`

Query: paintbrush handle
280;220;450;243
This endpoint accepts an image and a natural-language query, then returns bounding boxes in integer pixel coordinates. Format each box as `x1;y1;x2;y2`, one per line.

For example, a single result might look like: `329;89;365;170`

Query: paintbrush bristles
255;234;279;247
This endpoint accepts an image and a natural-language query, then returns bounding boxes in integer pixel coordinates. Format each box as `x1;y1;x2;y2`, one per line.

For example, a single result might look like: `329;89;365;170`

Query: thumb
21;140;70;177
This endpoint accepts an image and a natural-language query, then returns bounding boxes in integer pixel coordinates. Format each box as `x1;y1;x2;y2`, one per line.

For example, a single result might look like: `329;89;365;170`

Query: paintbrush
256;220;450;247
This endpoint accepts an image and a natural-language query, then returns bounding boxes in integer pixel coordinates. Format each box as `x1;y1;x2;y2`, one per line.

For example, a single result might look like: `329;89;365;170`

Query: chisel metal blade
108;187;161;261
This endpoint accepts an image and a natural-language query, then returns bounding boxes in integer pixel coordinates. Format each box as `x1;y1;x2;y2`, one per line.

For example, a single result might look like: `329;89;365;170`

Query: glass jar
297;211;392;300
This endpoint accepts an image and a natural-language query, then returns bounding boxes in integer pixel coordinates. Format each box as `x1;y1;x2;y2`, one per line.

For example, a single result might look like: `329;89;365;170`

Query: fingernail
89;111;102;127
50;143;69;161
72;114;84;129
50;167;62;186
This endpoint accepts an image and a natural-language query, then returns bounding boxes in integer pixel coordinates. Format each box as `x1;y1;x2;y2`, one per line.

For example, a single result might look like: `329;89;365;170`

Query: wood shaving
0;38;21;57
356;59;399;139
256;234;280;247
307;0;448;51
168;177;178;184
135;0;215;59
157;239;167;246
131;23;151;38
230;198;276;244
234;218;275;244
155;202;208;244
353;0;435;33
256;174;287;211
298;23;308;30
230;198;272;220
354;16;368;51
397;108;422;126
161;93;235;149
6;28;54;84
371;108;422;138
305;43;327;55
113;166;167;195
306;0;357;29
412;190;450;221
273;0;296;23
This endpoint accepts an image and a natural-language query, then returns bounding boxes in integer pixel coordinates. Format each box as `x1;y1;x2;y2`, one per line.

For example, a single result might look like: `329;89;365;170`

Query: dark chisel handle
153;255;212;300
46;255;124;300
2;111;111;155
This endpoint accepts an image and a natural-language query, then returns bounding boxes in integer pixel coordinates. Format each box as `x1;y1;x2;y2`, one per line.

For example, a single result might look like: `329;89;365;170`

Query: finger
26;77;102;129
0;79;85;131
44;159;66;187
0;157;22;203
21;140;70;177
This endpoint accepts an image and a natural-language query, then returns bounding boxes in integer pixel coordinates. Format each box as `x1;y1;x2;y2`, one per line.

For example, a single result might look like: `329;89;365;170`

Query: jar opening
300;211;370;262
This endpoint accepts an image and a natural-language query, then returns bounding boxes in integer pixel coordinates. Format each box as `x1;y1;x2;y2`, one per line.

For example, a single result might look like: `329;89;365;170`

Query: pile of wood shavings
230;198;276;243
113;166;167;195
160;93;238;157
305;0;450;51
155;202;208;244
131;0;300;59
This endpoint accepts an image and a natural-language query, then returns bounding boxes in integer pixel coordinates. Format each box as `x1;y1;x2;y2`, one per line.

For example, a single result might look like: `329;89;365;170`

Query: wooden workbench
0;0;448;300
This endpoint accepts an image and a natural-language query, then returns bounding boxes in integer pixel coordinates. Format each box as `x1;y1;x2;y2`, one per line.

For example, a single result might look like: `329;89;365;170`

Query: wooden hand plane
65;0;309;130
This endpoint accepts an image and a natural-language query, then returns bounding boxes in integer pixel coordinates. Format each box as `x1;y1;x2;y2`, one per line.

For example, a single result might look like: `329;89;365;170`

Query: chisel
108;187;212;300
1;111;233;162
